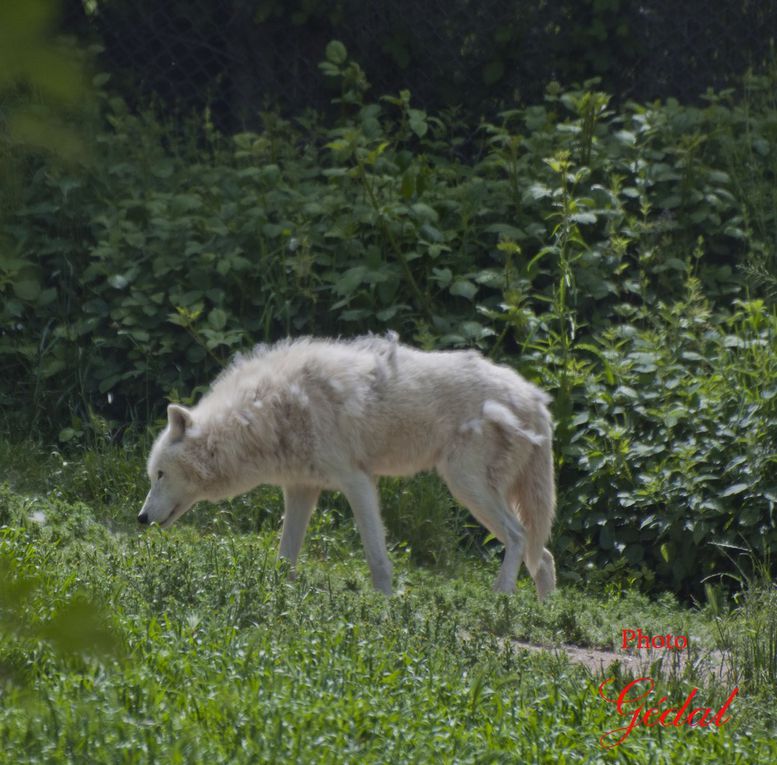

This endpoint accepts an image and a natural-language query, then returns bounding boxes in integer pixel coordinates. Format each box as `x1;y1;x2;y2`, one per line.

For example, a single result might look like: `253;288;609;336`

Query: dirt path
509;638;731;681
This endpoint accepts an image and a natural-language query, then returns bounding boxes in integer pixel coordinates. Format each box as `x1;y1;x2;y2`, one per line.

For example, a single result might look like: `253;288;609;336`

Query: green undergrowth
3;23;777;764
3;46;777;596
2;465;777;763
5;47;777;425
3;278;775;601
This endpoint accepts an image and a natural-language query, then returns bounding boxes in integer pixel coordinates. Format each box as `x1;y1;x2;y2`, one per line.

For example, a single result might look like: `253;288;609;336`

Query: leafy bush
552;289;777;595
2;49;771;423
2;43;776;594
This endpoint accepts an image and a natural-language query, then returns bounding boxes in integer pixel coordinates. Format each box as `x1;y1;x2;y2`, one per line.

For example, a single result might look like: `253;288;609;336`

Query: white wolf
139;334;556;598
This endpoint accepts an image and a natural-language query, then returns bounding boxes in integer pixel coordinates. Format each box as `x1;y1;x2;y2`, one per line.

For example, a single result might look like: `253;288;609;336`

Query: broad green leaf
325;40;347;65
720;483;748;497
450;280;478;300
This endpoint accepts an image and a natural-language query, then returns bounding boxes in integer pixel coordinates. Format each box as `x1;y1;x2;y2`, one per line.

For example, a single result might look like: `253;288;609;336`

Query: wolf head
138;404;206;527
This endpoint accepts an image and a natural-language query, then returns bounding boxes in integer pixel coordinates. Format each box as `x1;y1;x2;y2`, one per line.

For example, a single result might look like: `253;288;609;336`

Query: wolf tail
510;406;555;577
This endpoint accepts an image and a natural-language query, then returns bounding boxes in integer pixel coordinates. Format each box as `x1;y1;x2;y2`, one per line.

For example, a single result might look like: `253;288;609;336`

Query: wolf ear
167;404;193;441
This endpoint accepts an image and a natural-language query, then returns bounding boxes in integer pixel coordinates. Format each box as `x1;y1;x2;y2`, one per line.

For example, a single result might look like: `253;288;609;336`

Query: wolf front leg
338;471;393;595
278;485;320;575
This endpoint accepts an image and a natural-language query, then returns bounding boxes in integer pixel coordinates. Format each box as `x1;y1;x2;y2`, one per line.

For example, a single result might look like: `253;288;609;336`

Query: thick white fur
139;334;557;598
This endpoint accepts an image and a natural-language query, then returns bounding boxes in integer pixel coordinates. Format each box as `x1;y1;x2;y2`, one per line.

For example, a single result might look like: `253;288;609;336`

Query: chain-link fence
62;0;777;131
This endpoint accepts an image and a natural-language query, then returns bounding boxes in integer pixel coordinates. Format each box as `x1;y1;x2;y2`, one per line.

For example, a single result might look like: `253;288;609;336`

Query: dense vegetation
2;43;775;595
1;28;776;763
2;461;777;762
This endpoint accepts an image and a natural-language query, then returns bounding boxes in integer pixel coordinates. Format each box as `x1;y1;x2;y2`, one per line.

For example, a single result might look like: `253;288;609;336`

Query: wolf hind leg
338;471;393;595
441;468;555;598
438;463;526;594
278;485;320;575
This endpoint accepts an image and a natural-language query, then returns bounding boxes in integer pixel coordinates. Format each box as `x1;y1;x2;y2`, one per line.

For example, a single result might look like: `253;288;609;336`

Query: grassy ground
1;438;776;763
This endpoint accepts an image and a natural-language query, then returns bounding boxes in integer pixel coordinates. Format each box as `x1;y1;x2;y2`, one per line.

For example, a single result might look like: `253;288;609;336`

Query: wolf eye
157;470;164;480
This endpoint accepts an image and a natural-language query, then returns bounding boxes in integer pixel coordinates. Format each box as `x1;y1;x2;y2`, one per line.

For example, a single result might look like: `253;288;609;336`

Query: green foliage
1;477;775;762
0;487;121;690
3;53;773;422
379;473;464;567
718;584;777;696
3;20;776;762
2;44;777;595
556;291;777;595
0;0;92;162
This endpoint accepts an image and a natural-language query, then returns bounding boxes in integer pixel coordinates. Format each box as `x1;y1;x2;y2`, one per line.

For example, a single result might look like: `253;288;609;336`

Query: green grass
1;441;776;763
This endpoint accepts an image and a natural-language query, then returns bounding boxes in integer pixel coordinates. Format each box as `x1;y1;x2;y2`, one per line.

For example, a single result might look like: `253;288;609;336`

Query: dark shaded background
61;0;777;130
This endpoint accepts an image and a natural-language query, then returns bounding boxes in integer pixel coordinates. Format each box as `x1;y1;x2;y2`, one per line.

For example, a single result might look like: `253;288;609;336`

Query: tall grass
1;472;776;762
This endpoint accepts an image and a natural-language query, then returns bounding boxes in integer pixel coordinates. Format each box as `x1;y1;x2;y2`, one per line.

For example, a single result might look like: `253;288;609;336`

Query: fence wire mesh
61;0;777;130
